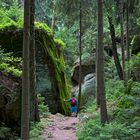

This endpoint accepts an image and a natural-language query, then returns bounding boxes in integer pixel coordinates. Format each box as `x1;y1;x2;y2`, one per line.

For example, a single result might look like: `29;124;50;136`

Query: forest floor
42;113;79;140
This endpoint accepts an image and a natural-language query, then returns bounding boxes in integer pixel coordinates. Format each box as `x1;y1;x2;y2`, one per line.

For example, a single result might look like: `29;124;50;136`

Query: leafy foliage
55;24;78;65
77;78;140;140
0;127;18;140
127;54;140;71
0;48;22;77
30;120;46;140
38;94;50;118
0;0;23;29
77;119;136;140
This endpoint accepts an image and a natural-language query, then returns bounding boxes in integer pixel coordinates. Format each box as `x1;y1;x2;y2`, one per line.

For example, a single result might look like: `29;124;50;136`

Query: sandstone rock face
71;53;96;107
36;63;58;113
71;52;96;86
72;73;96;107
0;71;21;129
0;26;70;117
71;64;95;85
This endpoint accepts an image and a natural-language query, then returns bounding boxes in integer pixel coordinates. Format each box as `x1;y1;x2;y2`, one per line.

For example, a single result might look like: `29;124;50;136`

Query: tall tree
120;0;126;84
51;0;56;31
96;0;108;123
30;0;40;122
21;0;30;139
108;16;124;80
78;0;82;113
126;0;130;80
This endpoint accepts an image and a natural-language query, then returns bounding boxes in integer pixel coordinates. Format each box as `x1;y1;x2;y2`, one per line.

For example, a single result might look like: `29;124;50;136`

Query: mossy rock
0;23;70;115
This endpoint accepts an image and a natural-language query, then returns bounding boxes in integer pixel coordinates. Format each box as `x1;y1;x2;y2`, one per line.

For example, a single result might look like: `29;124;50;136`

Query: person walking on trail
64;94;78;117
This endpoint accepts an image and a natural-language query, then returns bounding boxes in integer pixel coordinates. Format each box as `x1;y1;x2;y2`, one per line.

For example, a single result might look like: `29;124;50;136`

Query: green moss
35;22;53;36
0;14;17;30
54;38;66;49
41;31;71;115
0;62;22;77
0;8;23;30
0;18;70;114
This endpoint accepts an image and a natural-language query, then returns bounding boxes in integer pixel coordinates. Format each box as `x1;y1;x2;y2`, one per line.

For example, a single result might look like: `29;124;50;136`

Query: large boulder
0;71;21;131
71;51;110;86
71;52;96;86
72;73;96;107
0;25;70;115
71;64;95;85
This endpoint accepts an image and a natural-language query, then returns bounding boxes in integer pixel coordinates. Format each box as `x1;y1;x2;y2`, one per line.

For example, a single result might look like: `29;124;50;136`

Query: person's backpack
71;98;76;106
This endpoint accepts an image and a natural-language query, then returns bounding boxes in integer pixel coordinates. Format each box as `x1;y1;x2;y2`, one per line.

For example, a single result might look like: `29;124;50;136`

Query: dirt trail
42;114;79;140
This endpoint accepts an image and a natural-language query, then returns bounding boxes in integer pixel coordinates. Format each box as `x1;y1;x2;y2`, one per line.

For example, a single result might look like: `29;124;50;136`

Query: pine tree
30;0;40;122
21;0;30;139
96;0;108;124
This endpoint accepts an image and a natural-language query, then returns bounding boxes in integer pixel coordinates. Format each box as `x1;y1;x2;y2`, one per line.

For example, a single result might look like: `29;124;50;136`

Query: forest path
42;113;79;140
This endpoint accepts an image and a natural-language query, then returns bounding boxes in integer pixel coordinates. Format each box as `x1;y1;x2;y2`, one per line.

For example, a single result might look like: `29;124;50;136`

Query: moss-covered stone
0;23;70;115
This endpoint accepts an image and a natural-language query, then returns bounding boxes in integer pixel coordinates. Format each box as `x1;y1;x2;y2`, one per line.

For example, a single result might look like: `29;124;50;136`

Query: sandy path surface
42;114;79;140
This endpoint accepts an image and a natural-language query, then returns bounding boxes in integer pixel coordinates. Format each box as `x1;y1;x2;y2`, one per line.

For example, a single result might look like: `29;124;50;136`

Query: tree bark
126;0;130;80
21;0;30;139
51;1;56;31
97;0;108;124
30;0;40;122
78;1;82;113
108;16;124;80
120;0;126;84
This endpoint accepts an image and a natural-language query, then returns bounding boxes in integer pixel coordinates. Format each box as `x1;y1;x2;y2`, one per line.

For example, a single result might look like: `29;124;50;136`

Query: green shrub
105;79;124;101
30;121;46;140
0;127;11;139
127;54;140;71
0;48;22;77
0;127;18;140
77;119;136;140
0;0;23;29
78;78;140;140
38;94;50;118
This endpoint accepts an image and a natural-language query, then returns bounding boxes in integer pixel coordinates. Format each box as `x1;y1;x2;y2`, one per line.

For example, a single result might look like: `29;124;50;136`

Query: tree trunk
108;16;124;80
21;0;30;139
30;0;40;122
51;1;56;31
120;0;126;84
96;0;108;124
126;0;130;80
78;1;82;113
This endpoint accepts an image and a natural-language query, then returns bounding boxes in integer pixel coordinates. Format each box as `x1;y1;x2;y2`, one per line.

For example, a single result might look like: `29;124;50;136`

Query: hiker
64;94;78;117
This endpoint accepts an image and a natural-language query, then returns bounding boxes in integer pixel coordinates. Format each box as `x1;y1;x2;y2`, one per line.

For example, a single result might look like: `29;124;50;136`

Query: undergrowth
77;55;140;140
0;48;22;77
0;127;19;140
29;95;50;139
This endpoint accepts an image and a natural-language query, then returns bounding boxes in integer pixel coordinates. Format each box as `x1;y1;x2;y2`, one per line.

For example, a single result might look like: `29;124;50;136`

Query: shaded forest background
0;0;140;139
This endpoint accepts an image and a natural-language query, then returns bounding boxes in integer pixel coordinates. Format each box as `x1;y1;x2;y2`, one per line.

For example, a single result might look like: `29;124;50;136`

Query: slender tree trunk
21;0;30;139
120;0;126;84
78;1;82;113
126;0;130;80
108;16;123;80
96;0;108;124
51;1;56;31
30;0;40;122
